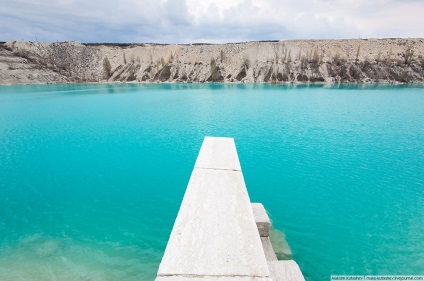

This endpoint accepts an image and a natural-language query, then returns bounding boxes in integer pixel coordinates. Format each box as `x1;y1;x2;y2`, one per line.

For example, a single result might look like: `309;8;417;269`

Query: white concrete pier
156;137;305;281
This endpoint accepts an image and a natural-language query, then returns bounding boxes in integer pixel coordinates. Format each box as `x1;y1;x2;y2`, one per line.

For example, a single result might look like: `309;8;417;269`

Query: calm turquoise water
0;83;423;280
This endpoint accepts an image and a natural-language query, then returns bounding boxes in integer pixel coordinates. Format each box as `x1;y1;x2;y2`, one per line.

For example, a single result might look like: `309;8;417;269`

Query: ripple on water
0;233;159;281
0;83;423;281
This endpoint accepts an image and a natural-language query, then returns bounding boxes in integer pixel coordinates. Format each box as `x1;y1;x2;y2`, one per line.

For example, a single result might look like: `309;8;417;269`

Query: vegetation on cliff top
1;39;424;85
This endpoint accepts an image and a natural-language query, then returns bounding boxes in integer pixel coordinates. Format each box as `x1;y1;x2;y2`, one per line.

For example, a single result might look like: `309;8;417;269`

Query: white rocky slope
1;38;424;85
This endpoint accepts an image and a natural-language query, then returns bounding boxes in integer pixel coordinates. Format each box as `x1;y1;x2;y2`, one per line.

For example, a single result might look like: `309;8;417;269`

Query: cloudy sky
1;0;423;43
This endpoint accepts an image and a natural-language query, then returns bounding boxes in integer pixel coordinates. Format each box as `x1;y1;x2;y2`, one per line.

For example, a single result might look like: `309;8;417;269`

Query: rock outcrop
1;38;424;85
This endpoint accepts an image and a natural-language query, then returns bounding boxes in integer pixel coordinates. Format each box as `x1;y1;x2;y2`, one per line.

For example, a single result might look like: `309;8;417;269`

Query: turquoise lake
0;83;423;280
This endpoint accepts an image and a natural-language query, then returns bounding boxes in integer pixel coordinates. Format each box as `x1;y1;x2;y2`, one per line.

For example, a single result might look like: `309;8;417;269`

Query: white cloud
0;0;423;43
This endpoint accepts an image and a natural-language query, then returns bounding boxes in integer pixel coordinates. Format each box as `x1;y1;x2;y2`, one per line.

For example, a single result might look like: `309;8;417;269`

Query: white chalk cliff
1;38;423;85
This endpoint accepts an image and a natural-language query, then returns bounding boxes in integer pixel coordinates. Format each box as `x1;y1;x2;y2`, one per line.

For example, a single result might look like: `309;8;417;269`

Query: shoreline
1;38;424;86
2;81;424;88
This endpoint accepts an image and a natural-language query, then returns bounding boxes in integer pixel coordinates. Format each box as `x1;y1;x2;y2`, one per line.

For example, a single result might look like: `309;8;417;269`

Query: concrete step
261;237;278;261
267;261;305;281
156;277;272;281
252;203;271;237
156;137;270;280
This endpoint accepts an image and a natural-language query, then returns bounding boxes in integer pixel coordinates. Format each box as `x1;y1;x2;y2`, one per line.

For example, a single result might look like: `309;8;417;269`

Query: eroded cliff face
1;38;424;85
